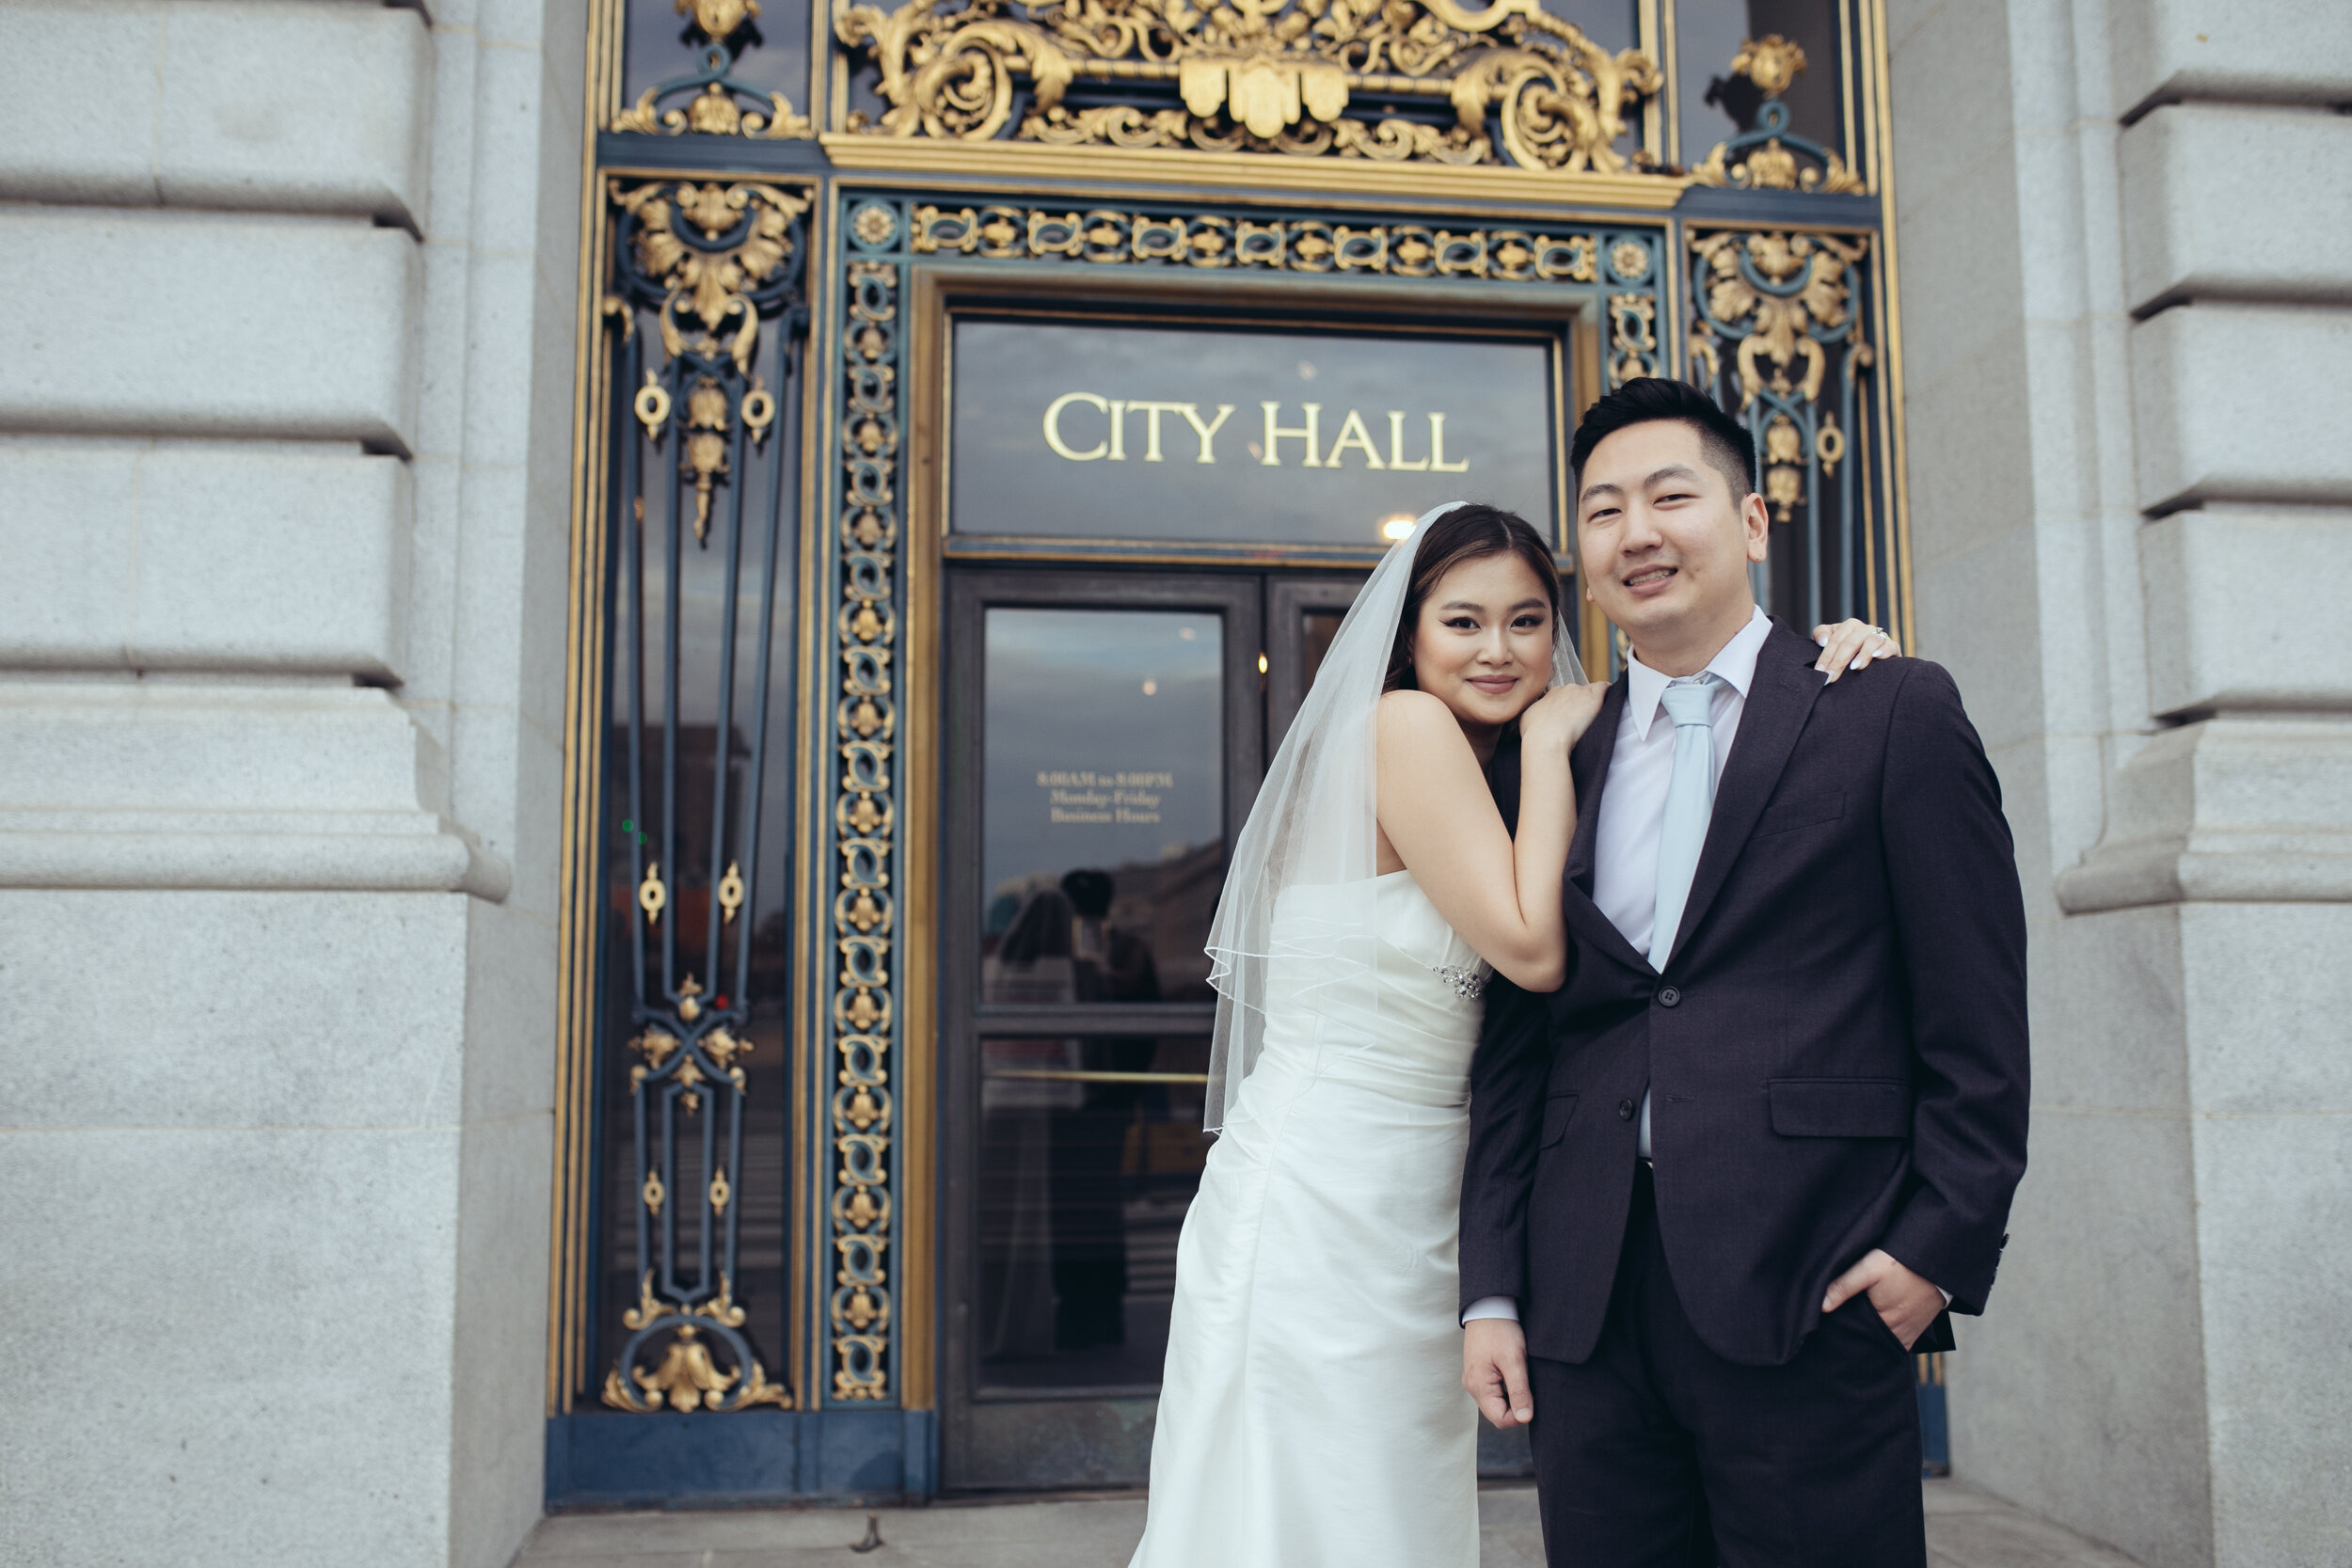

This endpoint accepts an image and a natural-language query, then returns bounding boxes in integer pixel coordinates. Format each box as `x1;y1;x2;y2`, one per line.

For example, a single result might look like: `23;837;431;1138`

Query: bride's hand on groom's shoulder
1518;680;1609;751
1811;618;1901;683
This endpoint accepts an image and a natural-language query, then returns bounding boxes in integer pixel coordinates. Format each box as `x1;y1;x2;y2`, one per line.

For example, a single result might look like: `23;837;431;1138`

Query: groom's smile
1576;419;1772;676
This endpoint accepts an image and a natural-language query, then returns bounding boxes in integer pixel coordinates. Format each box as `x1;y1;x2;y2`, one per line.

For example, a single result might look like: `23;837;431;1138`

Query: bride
1127;501;1894;1567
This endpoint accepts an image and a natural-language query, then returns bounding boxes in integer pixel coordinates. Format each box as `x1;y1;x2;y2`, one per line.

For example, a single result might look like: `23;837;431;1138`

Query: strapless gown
1129;870;1488;1568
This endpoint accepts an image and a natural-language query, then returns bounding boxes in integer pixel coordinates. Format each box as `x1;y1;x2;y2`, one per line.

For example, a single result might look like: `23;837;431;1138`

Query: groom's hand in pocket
1463;1319;1534;1428
1821;1247;1946;1350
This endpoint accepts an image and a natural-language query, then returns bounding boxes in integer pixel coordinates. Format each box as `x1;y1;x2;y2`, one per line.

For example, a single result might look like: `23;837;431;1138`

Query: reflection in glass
982;609;1225;1004
951;321;1557;546
1677;1;1847;168
978;1036;1211;1390
1301;610;1344;696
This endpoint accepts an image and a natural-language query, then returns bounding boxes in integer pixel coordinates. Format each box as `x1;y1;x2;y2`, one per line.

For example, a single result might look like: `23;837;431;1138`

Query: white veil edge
1200;502;1585;1132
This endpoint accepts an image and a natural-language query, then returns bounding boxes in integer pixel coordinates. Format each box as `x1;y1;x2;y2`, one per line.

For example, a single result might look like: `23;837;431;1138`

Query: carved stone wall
0;3;585;1567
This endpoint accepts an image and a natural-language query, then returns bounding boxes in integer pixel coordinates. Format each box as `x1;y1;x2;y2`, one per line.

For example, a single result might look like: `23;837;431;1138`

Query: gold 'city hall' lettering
1043;393;1233;463
1041;393;1467;472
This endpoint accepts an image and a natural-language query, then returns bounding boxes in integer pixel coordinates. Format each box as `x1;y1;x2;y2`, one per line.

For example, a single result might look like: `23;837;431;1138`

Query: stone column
1889;2;2352;1564
0;4;585;1566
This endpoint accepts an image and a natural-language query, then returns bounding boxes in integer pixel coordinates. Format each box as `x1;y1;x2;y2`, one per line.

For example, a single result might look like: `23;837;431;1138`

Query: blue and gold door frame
548;0;1931;1508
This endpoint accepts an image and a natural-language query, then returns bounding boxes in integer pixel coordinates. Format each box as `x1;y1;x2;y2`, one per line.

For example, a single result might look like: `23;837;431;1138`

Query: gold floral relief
602;1275;793;1412
1686;34;1865;195
832;0;1662;173
612;0;815;138
826;255;904;1404
1689;230;1867;408
1686;229;1876;530
612;180;812;373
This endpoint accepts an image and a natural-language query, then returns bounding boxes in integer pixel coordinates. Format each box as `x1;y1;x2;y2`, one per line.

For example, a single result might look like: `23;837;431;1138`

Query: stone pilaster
0;5;585;1566
1890;2;2352;1564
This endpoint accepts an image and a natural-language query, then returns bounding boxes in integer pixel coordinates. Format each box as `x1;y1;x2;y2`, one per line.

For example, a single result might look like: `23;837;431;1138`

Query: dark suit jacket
1461;621;2029;1368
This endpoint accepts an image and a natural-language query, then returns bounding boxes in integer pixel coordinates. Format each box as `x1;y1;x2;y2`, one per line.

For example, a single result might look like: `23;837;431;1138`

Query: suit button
1658;986;1681;1006
1616;1099;1635;1121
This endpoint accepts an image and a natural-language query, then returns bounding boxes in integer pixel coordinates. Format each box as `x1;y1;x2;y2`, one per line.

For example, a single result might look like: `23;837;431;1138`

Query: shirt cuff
1939;1287;1953;1307
1462;1295;1519;1324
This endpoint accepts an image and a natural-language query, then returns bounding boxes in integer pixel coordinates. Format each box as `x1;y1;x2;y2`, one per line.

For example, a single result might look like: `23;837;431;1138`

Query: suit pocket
1755;788;1846;837
1539;1092;1581;1149
1768;1077;1909;1138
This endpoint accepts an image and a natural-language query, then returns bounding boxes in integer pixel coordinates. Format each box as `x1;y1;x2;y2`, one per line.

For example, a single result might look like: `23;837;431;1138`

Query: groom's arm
1459;974;1553;1315
1875;660;2031;1315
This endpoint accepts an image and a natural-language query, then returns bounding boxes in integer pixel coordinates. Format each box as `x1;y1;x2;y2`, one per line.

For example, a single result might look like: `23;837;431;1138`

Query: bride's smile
1398;552;1560;752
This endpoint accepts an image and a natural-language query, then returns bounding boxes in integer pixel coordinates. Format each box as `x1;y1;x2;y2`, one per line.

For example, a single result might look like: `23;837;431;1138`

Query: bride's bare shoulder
1375;689;1473;762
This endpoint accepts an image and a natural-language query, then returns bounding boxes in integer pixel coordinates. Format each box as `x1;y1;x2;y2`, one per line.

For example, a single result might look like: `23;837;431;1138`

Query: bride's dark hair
1382;503;1567;693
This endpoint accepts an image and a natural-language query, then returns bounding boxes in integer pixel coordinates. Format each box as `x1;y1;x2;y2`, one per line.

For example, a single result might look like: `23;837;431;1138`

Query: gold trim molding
817;131;1691;208
832;0;1669;177
828;255;903;1402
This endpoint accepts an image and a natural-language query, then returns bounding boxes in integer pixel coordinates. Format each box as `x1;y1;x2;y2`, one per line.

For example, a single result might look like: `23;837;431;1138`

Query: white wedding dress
1130;869;1489;1568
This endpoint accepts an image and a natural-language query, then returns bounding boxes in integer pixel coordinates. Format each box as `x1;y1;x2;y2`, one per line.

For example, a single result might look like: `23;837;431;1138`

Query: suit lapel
1563;678;1652;975
1565;677;1626;894
1663;622;1822;965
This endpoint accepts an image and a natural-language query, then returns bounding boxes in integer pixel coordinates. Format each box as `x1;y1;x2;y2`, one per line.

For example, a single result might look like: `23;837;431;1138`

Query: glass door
1266;575;1367;753
941;570;1263;1490
937;563;1556;1493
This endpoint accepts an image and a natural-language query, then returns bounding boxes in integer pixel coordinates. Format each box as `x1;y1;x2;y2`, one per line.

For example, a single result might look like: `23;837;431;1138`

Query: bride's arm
1375;683;1602;991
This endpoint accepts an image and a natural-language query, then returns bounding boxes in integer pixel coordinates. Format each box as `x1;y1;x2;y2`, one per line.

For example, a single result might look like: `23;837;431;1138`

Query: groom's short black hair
1569;377;1755;503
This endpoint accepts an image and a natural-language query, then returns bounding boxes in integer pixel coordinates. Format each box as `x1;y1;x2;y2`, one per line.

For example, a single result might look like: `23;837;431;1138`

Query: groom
1460;378;2028;1566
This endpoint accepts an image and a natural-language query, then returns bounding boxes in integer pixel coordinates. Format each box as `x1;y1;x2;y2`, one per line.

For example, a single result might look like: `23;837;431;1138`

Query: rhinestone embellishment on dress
1431;964;1486;1001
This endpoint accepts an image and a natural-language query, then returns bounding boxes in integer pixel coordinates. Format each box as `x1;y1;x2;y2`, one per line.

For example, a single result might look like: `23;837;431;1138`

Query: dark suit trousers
1527;1168;1925;1568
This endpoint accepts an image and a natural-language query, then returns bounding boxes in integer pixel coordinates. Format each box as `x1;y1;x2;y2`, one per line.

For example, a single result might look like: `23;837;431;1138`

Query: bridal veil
1200;501;1585;1132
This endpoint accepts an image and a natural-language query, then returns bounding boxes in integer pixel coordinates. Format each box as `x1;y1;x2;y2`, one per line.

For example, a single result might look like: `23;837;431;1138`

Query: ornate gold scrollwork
900;201;1616;288
612;0;816;139
832;0;1661;174
825;256;903;1403
1609;292;1660;386
1690;230;1868;409
683;377;732;542
603;1273;793;1412
1686;228;1875;531
1687;35;1865;195
613;180;810;375
595;173;812;1421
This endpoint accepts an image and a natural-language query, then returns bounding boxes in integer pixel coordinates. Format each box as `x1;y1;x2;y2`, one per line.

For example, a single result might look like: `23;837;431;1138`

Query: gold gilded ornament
612;181;809;374
833;0;1663;174
1690;230;1868;407
1731;34;1807;98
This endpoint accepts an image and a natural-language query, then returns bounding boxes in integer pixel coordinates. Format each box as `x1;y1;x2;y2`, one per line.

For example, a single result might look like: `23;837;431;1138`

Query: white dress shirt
1588;606;1772;963
1464;609;1942;1324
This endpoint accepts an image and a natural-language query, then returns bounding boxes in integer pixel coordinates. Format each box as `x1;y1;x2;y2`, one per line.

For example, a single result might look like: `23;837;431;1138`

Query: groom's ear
1741;489;1772;564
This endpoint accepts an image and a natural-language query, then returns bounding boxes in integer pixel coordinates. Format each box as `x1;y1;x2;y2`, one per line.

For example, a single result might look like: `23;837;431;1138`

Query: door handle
983;1069;1211;1085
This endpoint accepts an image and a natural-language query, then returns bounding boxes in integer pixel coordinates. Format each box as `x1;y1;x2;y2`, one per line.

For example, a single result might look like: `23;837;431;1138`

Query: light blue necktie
1639;673;1721;1161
